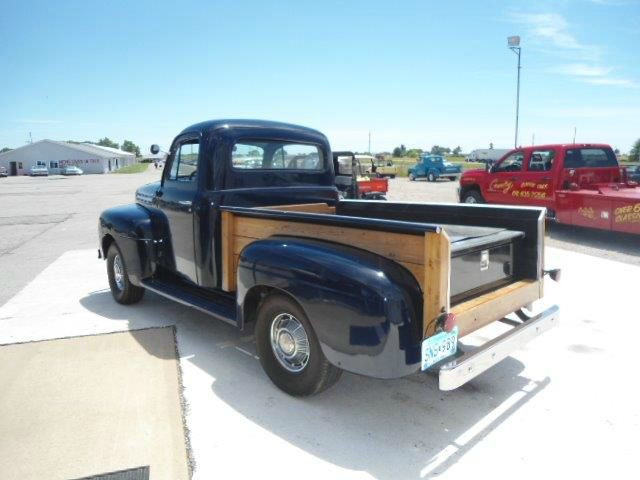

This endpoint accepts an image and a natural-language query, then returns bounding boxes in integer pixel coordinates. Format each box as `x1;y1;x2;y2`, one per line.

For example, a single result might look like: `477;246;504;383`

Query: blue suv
408;155;462;182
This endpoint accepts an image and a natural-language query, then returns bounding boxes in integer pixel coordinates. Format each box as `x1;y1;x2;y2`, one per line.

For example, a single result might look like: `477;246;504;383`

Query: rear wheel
408;172;416;181
462;190;485;204
427;172;437;182
106;244;145;304
255;294;342;396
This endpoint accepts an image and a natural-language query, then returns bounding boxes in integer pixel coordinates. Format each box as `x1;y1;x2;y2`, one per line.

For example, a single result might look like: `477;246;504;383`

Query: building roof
0;140;135;159
82;143;136;157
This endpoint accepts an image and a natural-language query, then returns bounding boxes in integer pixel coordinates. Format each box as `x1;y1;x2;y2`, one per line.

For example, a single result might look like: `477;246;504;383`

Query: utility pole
572;127;577;144
507;36;522;148
368;131;371;154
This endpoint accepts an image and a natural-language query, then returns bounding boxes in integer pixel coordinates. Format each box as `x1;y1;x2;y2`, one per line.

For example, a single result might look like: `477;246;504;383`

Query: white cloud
555;63;613;77
511;13;584;50
582;77;637;86
511;12;636;88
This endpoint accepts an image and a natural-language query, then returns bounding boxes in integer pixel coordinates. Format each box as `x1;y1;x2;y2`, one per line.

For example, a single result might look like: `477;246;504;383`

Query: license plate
421;327;458;371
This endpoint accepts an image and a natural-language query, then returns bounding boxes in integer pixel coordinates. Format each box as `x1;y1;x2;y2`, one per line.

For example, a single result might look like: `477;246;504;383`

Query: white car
29;165;49;176
62;166;84;175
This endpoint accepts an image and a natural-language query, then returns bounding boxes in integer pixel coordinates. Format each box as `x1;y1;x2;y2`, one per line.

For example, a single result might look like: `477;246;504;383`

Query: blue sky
1;0;639;153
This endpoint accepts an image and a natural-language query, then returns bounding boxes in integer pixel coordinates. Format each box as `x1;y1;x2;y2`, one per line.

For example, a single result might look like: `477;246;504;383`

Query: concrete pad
0;328;189;480
0;247;638;479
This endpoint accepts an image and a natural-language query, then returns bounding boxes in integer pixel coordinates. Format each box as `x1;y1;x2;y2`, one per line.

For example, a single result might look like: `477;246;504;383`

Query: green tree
453;146;462;155
97;137;120;149
430;145;450;155
392;144;407;157
489;142;494;149
0;147;12;153
406;148;423;158
121;139;141;157
630;138;640;163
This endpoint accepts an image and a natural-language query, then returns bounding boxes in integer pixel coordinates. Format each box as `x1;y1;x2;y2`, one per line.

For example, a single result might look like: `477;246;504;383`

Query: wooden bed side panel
452;279;542;337
221;210;236;292
423;231;451;338
233;216;425;265
261;203;336;214
220;211;427;292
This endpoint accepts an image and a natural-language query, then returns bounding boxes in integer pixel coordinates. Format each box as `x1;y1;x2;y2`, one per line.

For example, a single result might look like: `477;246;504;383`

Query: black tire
255;294;342;396
461;189;485;204
390;174;396;179
408;172;416;181
448;177;456;181
106;243;145;305
427;172;437;182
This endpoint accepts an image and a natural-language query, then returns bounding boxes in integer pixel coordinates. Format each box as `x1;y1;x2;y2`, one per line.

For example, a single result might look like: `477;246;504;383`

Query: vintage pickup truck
99;119;559;396
459;143;640;234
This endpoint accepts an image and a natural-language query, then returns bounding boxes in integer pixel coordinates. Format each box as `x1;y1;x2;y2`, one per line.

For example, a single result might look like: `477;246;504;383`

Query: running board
141;278;237;326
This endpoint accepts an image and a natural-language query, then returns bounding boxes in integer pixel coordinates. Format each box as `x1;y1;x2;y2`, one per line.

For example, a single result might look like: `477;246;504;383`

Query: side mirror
150;144;160;155
485;162;492;173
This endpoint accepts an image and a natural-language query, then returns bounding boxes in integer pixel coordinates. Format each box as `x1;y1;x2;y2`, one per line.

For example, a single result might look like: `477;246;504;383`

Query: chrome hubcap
465;196;476;203
113;254;125;290
270;313;310;372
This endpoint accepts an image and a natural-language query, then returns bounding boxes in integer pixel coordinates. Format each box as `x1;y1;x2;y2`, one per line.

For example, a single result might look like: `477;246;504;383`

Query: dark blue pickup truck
99;119;559;396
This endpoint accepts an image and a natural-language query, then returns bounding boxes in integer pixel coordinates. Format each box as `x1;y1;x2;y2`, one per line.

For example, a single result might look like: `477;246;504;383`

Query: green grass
391;156;485;177
114;163;149;174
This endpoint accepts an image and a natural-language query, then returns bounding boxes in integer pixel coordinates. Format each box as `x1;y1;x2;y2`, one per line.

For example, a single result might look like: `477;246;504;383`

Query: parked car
99;119;559;397
0;166;7;178
359;155;398;178
29;165;49;176
62;166;84;175
628;165;640;183
409;155;462;182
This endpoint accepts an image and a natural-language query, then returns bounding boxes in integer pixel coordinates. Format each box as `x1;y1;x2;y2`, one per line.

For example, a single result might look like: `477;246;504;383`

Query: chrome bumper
439;305;559;391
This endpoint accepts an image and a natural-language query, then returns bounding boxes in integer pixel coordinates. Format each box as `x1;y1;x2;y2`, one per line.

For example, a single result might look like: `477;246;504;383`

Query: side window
494;152;524;172
168;140;199;182
528;150;555;172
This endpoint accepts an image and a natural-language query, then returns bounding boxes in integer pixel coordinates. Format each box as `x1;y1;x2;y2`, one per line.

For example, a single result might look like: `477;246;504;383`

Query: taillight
437;312;457;333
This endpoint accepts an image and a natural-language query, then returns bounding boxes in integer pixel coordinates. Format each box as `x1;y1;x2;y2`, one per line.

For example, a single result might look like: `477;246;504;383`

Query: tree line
68;137;141;157
392;144;462;158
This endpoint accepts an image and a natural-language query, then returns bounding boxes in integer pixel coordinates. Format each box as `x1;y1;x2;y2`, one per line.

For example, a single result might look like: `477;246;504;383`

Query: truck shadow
80;290;549;479
547;222;640;260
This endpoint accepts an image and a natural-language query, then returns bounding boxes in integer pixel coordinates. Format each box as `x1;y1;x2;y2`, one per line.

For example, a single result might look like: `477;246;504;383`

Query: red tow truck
459;144;640;234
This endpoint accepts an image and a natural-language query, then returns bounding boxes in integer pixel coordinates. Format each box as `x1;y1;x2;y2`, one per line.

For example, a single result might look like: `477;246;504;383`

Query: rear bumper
438;304;559;391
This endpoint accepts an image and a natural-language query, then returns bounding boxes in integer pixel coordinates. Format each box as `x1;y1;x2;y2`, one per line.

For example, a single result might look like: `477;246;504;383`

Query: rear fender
237;236;424;378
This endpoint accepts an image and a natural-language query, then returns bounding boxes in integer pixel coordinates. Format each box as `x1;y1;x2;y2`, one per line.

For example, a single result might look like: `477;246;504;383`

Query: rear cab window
232;141;325;171
563;147;617;168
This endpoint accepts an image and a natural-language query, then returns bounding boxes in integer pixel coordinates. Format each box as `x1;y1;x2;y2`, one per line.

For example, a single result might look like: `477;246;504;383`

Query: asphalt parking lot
1;170;638;479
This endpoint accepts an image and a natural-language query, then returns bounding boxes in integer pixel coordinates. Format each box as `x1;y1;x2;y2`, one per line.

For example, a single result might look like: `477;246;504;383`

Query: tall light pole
508;36;521;148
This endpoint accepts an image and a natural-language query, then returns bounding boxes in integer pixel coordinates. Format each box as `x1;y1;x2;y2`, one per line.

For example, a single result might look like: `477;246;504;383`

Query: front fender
237;236;424;378
99;204;164;284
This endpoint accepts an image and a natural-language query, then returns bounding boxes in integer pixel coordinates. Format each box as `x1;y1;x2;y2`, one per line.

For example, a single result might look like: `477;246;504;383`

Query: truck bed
220;201;546;338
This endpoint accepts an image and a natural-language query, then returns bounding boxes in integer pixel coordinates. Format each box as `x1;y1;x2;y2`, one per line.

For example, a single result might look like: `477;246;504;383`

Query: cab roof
179;119;328;142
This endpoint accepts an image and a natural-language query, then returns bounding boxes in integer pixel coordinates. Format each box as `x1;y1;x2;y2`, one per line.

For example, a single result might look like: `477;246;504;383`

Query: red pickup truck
459;144;640;234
